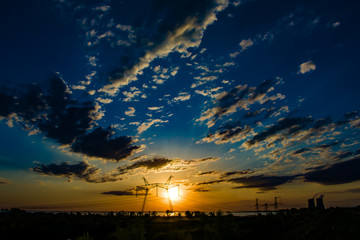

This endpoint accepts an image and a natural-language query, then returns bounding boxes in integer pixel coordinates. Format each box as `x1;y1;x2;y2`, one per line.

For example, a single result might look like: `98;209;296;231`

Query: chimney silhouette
316;196;325;209
308;199;315;209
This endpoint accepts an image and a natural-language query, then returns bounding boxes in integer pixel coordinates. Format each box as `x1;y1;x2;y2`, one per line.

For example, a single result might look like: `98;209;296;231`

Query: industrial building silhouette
308;195;325;209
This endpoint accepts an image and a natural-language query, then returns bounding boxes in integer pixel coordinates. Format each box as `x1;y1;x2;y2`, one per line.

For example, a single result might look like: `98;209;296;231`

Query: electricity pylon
271;197;282;211
135;176;179;212
255;198;260;212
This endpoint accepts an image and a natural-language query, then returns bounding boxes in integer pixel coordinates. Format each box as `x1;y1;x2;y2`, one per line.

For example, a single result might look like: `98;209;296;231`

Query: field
1;208;359;240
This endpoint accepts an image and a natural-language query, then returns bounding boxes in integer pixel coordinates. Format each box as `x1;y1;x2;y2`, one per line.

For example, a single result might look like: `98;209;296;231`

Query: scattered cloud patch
99;0;229;95
137;119;169;134
198;78;284;127
173;92;191;102
239;38;254;50
148;106;164;111
96;97;113;104
125;107;135;116
298;61;316;74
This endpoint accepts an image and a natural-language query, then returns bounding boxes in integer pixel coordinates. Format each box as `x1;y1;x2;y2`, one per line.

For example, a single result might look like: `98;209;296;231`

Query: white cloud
88;90;96;95
298;61;316;74
88;56;97;67
195;87;223;98
99;1;229;95
200;48;207;54
94;5;110;12
332;22;341;28
137;119;169;134
239;38;254;50
116;24;133;32
122;90;142;102
148;106;164;111
83;71;96;84
233;0;241;7
229;51;240;58
71;85;86;90
173;92;191;102
191;75;218;88
125;107;135;116
97;31;114;40
223;62;235;67
96;97;113;104
170;66;180;76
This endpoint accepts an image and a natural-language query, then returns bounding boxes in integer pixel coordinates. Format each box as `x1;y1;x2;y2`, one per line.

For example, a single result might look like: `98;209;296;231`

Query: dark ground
1;207;359;240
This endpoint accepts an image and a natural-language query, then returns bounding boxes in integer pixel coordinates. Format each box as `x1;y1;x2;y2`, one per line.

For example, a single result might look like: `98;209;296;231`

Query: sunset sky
1;0;360;212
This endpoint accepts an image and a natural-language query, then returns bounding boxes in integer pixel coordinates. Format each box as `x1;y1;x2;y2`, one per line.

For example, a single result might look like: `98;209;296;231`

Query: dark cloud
332;151;354;161
0;76;139;161
0;177;8;184
197;170;218;176
290;142;340;157
228;175;295;191
304;157;360;185
345;188;360;193
102;191;135;196
71;127;140;161
245;116;314;148
218;79;279;120
291;148;311;156
117;157;173;175
115;156;218;176
33;161;121;183
315;142;340;149
220;169;254;179
191;187;211;192
184;157;219;164
202;121;253;144
33;161;97;182
344;111;359;119
243;108;266;119
326;188;360;195
195;180;225;186
0;88;16;117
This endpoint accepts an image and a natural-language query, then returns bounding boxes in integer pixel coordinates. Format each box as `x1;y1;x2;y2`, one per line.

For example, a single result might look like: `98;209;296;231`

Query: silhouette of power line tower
135;176;179;212
271;197;282;211
255;198;260;213
263;202;269;212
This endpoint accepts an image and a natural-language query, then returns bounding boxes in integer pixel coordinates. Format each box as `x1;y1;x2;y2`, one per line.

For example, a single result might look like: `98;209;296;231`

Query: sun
168;187;179;200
